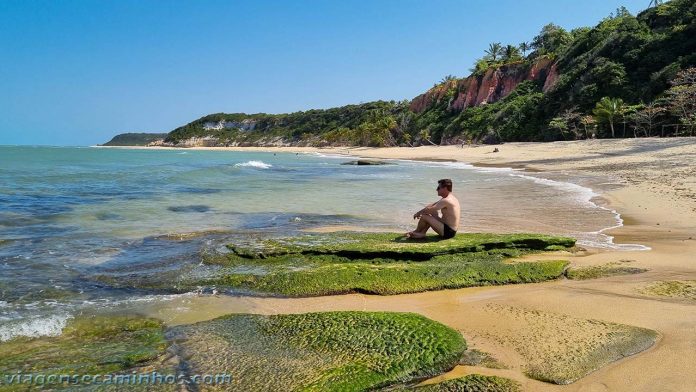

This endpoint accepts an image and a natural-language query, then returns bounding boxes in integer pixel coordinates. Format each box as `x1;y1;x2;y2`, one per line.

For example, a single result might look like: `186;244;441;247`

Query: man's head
437;179;452;197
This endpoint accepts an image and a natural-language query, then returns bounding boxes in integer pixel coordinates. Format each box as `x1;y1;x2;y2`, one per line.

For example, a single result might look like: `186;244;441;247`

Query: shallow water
0;146;631;340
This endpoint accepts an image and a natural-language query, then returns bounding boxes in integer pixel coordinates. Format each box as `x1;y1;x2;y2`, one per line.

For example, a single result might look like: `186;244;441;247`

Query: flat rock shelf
198;232;576;296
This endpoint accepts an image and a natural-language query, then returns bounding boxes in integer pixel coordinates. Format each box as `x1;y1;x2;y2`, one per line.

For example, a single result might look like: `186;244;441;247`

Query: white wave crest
234;160;272;169
0;314;73;342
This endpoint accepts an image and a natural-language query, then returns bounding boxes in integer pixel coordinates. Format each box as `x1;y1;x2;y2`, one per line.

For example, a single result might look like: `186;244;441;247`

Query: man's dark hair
438;179;453;192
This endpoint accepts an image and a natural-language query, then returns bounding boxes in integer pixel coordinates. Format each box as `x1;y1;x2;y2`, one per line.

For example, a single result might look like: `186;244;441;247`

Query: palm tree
503;45;521;61
485;42;503;62
593;97;626;138
519;42;530;57
440;75;456;84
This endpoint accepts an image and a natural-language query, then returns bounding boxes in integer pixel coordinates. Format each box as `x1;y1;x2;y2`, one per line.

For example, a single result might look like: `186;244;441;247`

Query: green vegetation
407;374;520;392
0;315;171;391
165;101;412;147
102;133;168;146
191;232;573;296
170;311;466;391
640;280;696;300
134;0;696;147
225;232;575;259
566;262;648;280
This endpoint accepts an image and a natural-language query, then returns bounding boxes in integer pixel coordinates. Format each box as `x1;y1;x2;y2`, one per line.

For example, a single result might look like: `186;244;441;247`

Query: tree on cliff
518;42;530;57
531;23;571;56
485;42;503;62
593;97;626;138
502;45;522;62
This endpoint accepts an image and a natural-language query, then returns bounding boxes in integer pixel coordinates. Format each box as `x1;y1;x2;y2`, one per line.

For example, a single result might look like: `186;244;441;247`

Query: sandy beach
127;138;696;391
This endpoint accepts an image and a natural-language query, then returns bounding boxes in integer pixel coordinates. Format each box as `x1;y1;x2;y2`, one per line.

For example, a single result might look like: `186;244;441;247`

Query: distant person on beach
406;179;461;239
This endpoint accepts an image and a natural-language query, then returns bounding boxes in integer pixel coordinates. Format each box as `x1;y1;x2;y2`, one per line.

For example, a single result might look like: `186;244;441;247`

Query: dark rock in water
341;159;393;166
168;311;466;391
167;205;211;213
95;212;122;220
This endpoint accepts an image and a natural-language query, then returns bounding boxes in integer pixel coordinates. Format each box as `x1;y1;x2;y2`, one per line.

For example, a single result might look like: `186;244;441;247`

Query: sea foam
0;313;72;342
234;160;272;169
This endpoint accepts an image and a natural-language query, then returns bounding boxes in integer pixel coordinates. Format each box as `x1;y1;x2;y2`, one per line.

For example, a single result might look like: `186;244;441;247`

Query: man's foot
408;231;426;239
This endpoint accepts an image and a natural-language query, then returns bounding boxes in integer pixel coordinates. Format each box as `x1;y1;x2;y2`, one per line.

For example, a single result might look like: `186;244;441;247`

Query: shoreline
97;139;696;249
119;139;696;391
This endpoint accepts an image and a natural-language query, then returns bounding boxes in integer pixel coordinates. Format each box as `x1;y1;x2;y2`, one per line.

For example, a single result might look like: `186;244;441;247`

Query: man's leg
409;214;445;239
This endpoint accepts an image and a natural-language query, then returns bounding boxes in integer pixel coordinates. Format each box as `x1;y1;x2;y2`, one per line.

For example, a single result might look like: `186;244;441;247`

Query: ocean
0;145;640;341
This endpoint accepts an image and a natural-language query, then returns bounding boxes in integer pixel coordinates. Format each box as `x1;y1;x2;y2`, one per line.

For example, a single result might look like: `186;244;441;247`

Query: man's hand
413;212;422;219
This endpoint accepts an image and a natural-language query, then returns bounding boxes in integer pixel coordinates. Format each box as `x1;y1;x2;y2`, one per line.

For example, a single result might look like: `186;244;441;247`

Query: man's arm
414;199;445;219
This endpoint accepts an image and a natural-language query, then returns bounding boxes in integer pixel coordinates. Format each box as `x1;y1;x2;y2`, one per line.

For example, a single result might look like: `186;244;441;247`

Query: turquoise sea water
0;146;628;340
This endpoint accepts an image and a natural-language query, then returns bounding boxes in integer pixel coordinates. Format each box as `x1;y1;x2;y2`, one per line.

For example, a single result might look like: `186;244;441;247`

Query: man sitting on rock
406;179;461;239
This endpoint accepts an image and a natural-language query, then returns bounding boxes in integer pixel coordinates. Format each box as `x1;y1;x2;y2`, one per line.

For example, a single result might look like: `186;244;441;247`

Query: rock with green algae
94;232;574;297
478;304;659;385
0;315;175;391
403;374;520;391
226;232;576;259
566;262;647;280
640;280;696;300
167;311;467;391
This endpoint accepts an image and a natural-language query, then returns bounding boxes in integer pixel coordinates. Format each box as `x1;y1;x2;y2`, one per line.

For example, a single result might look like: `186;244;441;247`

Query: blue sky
1;0;650;146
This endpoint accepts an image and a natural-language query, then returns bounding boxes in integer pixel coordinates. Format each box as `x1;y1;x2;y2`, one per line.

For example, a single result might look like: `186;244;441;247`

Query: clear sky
1;0;650;146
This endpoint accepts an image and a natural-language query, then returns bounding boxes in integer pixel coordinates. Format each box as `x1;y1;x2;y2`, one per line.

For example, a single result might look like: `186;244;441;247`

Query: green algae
640;280;696;300
408;374;520;392
94;232;573;296
183;232;572;297
0;315;171;391
459;349;507;369
566;262;648;280
203;252;568;296
168;311;467;391
226;232;576;259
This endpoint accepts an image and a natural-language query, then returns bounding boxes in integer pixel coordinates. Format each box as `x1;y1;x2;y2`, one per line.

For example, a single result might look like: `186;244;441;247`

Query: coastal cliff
410;58;558;113
102;133;168;146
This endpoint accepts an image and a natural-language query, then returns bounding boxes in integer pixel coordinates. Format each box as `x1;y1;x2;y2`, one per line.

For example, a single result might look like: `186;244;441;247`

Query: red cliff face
410;58;558;113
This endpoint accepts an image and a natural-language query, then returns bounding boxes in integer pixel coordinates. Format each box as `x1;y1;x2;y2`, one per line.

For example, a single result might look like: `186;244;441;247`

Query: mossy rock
197;233;573;297
640;280;696;300
203;254;568;297
480;304;658;385
96;233;573;297
524;324;658;384
0;315;172;391
168;311;466;391
566;262;647;280
226;232;576;259
406;374;520;391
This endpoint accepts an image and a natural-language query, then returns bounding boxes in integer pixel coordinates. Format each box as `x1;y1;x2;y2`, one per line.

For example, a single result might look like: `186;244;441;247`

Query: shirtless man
406;179;461;239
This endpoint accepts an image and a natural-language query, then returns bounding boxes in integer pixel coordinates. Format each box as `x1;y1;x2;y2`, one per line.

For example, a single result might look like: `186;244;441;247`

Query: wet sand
135;138;696;391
